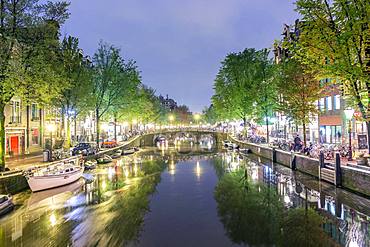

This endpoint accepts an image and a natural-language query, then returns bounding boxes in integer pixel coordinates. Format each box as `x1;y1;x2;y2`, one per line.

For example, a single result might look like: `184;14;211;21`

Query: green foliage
0;0;69;169
294;0;370;121
211;48;278;125
214;165;335;247
214;169;283;245
202;105;218;124
276;58;322;144
280;208;333;247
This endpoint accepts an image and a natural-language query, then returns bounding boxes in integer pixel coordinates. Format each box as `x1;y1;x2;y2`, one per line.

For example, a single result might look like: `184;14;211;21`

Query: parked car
72;142;98;156
101;140;118;148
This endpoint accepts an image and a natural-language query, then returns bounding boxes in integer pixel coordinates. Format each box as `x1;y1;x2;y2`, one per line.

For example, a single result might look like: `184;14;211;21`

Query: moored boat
0;194;14;216
84;160;97;170
97;155;113;164
110;150;122;159
25;164;84;192
122;148;136;155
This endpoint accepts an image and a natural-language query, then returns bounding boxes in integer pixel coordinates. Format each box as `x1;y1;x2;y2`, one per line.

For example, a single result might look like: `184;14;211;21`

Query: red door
10;136;19;155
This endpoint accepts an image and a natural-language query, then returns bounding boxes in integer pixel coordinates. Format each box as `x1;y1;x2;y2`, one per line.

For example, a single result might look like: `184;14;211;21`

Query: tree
0;0;69;170
212;49;261;125
294;0;370;151
58;36;93;148
277;59;322;146
92;42;141;145
211;48;278;141
202;105;218;125
173;105;192;124
253;49;278;143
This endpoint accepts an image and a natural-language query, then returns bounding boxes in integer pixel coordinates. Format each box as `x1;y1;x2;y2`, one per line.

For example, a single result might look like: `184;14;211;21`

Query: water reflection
0;156;167;246
215;151;370;247
0;146;368;247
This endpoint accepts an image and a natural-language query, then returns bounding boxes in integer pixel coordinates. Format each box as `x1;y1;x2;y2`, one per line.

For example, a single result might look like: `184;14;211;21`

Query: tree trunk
114;115;117;141
265;116;269;143
243;116;247;138
74;116;77;142
96;108;100;147
302;122;307;147
26;105;30;153
39;108;43;148
0;104;6;171
64;116;71;150
367;121;370;154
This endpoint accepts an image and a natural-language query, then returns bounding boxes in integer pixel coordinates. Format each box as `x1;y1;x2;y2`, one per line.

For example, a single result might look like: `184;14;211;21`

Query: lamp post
344;109;354;161
194;113;201;128
168;115;175;128
46;123;56;161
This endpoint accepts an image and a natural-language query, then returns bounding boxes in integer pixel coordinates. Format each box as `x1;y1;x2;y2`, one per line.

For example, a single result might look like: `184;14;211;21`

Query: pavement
6;153;45;170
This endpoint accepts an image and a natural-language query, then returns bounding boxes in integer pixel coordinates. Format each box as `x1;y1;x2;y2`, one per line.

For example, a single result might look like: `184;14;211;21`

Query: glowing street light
194;113;201;128
193;113;201;121
168;115;175;127
344;108;355;161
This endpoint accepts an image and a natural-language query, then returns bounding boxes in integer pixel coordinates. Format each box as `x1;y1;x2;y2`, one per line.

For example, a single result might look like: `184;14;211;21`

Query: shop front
319;115;343;144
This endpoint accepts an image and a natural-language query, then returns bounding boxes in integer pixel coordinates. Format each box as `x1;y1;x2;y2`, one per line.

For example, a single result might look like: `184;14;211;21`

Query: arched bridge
137;128;229;147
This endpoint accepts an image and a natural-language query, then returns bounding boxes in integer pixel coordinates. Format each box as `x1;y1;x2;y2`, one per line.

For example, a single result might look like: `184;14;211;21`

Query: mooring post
319;151;324;180
272;148;277;163
335;152;342;187
290;151;296;171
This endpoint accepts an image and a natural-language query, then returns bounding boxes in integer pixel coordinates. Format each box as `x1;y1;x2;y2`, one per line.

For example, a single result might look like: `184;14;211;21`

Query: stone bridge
136;128;229;147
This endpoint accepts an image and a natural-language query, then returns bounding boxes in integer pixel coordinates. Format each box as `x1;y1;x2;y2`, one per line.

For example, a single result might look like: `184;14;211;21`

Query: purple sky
61;0;299;112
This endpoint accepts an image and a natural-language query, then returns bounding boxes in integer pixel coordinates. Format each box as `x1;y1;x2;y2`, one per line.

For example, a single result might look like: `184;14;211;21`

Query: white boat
0;194;14;216
122;148;136;155
27;179;84;210
25;164;84;192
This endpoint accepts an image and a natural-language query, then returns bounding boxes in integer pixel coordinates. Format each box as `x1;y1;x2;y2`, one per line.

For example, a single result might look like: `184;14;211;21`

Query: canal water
0;144;369;247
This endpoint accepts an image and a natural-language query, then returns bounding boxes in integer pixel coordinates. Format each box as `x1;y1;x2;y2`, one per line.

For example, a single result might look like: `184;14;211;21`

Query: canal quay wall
231;137;370;198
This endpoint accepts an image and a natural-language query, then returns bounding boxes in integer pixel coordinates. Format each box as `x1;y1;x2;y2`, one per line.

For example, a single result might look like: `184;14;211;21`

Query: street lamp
344;108;355;161
193;113;201;128
168;115;175;127
46;123;56;161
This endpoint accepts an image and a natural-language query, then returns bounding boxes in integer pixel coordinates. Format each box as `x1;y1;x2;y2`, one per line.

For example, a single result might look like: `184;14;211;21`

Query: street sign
357;134;368;150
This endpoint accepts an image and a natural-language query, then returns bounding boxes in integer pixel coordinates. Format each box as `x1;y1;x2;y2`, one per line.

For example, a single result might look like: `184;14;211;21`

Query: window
319;98;325;111
320;125;342;143
10;100;21;123
31;128;39;145
334;95;340;110
31;104;40;121
326;96;332;111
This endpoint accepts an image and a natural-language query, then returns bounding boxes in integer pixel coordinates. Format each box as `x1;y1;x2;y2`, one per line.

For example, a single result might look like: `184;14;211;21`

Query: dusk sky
62;0;299;112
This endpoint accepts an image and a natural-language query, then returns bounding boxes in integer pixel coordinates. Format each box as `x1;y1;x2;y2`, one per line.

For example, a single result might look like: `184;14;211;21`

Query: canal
0;144;369;247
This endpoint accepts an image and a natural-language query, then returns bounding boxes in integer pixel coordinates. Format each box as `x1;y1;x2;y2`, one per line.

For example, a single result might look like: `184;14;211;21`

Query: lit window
326;97;332;111
334;95;340;110
319;98;325;111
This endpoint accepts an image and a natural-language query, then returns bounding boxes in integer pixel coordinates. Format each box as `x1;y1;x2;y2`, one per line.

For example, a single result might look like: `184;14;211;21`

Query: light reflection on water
0;144;368;247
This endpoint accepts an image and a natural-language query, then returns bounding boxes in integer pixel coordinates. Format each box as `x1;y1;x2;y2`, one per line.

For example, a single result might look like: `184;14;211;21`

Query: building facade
4;98;44;157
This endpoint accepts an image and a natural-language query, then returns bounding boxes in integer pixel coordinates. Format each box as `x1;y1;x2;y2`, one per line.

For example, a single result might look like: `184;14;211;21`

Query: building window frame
326;96;332;111
334;95;340;110
10;100;21;124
